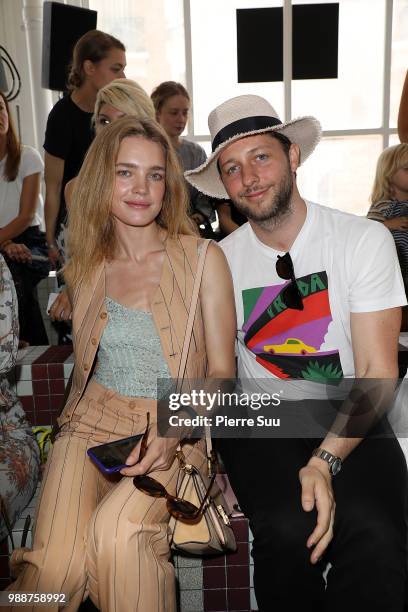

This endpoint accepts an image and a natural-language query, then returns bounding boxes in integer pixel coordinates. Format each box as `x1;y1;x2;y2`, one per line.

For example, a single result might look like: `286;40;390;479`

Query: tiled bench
1;486;258;611
14;345;74;426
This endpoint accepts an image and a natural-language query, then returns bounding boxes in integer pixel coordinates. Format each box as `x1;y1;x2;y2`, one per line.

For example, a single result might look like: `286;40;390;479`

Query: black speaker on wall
42;1;97;92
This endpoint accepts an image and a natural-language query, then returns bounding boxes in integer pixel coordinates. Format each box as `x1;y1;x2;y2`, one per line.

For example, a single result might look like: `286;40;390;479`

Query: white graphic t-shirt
220;200;407;400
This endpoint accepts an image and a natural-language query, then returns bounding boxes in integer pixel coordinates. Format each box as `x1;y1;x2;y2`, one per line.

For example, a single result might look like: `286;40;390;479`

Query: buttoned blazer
58;235;208;427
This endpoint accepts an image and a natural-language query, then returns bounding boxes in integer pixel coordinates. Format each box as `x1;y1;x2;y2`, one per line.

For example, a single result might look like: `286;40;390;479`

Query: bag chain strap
175;240;214;478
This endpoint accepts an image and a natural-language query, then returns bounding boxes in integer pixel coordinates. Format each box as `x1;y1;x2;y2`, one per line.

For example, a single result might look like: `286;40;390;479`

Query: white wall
0;0;69;154
1;0;39;149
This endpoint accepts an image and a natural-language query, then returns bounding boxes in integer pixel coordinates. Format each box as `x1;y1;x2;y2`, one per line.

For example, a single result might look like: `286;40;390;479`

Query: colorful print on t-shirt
242;271;343;381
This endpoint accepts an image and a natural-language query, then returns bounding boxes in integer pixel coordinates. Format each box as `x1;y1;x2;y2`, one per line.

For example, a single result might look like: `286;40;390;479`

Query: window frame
183;0;397;150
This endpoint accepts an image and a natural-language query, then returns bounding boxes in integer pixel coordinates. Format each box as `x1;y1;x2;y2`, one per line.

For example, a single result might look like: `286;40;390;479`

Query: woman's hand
120;429;180;477
48;289;72;321
2;242;32;263
44;152;64;267
47;244;63;268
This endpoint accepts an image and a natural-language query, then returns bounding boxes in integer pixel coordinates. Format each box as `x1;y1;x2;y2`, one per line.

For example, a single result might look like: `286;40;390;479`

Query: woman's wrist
46;241;58;249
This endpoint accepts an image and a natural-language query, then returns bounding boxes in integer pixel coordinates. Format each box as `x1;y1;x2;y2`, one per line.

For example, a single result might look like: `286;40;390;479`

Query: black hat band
211;116;282;152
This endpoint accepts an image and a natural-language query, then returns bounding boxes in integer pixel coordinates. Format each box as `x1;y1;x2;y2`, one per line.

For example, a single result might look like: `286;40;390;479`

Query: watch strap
312;447;342;475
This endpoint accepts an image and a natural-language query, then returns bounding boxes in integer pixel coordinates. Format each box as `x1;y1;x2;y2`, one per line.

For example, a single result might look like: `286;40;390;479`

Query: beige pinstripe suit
4;236;208;612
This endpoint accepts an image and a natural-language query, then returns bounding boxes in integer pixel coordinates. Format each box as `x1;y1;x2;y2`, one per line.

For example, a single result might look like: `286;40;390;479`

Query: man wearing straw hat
186;95;407;611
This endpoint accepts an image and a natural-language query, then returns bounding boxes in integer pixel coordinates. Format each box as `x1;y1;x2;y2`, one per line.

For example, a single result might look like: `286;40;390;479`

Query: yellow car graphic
263;338;317;355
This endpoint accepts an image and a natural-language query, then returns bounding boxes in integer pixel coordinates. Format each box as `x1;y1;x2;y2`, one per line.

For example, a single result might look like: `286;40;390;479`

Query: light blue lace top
93;297;172;398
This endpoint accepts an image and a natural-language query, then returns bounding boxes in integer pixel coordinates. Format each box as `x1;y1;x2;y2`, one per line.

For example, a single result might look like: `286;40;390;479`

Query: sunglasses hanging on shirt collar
276;252;304;311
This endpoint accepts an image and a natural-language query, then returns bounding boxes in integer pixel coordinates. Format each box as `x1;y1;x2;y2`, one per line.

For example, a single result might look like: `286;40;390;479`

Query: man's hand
299;458;335;564
2;242;32;263
383;216;408;230
48;289;72;321
120;431;180;477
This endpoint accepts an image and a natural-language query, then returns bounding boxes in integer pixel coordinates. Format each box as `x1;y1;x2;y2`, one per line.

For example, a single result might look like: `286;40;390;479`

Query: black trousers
6;226;49;346
7;260;48;345
215;431;408;612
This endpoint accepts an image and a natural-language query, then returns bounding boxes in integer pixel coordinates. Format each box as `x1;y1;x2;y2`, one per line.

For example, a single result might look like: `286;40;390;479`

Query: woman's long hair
371;144;408;203
0;93;21;182
93;78;155;126
64;116;195;289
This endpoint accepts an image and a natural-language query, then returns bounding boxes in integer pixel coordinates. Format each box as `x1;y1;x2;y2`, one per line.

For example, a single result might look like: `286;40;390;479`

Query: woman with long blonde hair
367;144;408;293
7;116;236;612
370;143;408;205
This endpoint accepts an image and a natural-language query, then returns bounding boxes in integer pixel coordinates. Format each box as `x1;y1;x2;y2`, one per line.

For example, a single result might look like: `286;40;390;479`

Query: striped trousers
3;379;205;612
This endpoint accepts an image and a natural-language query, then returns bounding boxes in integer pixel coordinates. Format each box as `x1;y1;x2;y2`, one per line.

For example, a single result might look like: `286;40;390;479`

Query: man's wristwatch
312;448;342;476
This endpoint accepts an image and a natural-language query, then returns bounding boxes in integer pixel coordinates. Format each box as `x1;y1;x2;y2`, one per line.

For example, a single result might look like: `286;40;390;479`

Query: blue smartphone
87;434;144;474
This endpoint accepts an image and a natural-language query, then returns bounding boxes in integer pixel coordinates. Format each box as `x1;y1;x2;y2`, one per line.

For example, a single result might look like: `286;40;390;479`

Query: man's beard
232;166;293;228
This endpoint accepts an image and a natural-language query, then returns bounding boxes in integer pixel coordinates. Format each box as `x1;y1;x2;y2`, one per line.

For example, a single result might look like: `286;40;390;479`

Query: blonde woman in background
64;78;156;207
94;77;155;129
6;116;235;611
367;144;408;291
50;78;155;322
367;144;408;330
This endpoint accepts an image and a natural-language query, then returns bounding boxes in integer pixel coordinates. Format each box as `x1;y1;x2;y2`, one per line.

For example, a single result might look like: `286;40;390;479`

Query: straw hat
185;94;321;199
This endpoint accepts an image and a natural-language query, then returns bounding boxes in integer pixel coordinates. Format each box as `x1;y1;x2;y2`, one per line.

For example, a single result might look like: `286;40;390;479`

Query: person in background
217;199;247;237
0;253;40;546
49;78;156;323
63;78;156;208
93;77;155;129
151;81;215;236
44;29;126;269
398;70;408;143
0;93;48;346
6;116;235;611
367;144;408;294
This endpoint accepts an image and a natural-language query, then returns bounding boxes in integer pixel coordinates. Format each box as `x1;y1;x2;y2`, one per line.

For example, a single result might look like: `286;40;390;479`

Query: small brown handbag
168;439;237;555
168;240;237;556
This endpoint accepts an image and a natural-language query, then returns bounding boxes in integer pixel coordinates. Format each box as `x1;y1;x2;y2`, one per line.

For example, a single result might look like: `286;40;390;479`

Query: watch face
331;458;342;476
